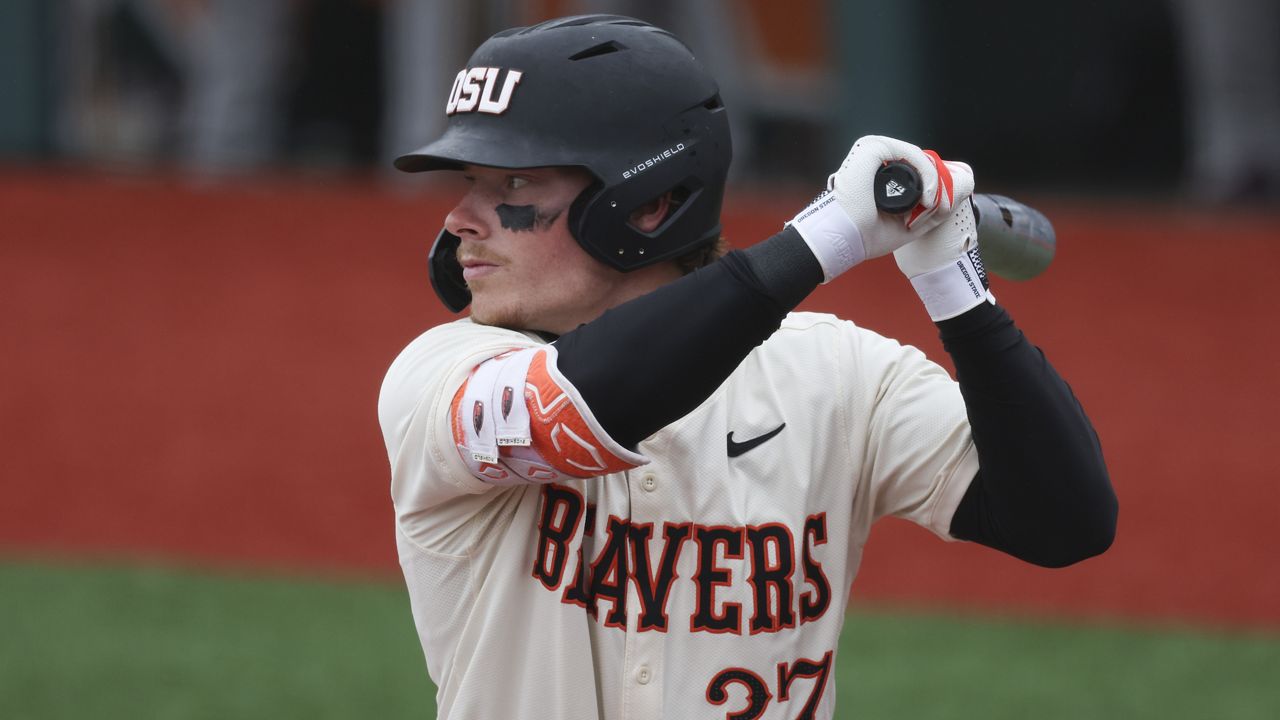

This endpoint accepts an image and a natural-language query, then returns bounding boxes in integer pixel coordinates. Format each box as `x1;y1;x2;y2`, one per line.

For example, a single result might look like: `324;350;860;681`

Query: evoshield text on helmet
395;14;732;312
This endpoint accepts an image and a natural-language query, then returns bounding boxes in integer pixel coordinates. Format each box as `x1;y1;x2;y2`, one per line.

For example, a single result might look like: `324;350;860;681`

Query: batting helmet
394;14;733;312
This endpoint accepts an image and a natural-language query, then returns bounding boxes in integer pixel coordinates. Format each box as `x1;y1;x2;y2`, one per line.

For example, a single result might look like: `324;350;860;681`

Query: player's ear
628;192;673;233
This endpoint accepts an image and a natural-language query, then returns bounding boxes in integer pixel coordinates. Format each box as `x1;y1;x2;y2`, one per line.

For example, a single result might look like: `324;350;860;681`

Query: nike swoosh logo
727;423;786;458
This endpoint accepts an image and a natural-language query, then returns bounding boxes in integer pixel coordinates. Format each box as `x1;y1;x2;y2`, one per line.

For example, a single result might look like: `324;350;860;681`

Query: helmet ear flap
574;174;721;271
428;229;471;313
566;179;604;262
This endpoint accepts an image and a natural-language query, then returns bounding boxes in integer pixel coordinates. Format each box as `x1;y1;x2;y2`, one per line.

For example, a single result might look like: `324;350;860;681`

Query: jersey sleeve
844;323;978;540
378;320;543;519
448;345;648;484
379;319;647;552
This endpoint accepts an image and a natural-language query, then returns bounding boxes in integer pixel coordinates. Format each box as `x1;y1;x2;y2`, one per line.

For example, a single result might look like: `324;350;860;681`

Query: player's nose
444;190;490;240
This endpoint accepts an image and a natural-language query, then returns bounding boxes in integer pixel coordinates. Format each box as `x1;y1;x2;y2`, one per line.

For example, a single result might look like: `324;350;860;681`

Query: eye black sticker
496;204;563;232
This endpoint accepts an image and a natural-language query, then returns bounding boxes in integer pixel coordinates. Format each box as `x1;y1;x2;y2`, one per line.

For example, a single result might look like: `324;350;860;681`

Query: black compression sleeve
942;302;1118;567
553;226;822;448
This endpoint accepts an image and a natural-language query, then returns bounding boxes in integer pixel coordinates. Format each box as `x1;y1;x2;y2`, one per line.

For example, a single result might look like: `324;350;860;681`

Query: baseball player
378;15;1116;720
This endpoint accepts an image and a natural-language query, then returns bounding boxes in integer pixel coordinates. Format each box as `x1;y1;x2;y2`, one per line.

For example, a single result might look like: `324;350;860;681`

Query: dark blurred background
2;0;1277;203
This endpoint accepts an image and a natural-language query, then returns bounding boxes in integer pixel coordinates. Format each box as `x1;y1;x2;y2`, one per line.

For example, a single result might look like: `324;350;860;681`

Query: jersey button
636;665;651;685
641;474;657;492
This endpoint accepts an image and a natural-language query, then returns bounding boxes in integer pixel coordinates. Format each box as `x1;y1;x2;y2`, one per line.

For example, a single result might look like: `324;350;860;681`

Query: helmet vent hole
569;41;627;61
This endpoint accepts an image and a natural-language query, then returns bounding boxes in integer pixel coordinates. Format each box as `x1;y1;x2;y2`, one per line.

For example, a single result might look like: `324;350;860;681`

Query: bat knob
873;162;922;214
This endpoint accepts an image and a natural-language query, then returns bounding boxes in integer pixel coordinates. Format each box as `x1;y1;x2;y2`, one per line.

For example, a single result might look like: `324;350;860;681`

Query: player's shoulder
764;311;921;367
392;318;544;367
413;316;539;344
380;318;545;419
742;311;854;370
777;310;852;333
773;310;882;343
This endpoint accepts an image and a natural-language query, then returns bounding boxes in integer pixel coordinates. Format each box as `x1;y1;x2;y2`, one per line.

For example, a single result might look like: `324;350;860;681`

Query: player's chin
467;293;528;330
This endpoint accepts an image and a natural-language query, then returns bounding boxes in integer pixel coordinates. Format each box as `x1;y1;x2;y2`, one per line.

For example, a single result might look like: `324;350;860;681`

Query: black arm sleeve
942;302;1118;567
553;226;822;449
553;226;1116;569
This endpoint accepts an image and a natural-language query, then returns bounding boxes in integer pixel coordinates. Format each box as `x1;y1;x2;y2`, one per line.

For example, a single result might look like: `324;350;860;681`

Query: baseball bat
873;161;1056;281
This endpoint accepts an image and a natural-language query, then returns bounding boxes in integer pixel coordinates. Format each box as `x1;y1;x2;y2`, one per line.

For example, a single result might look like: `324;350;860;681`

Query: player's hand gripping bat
874;161;1056;281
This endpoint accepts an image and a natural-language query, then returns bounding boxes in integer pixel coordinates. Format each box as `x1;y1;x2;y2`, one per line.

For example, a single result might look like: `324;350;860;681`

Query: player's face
444;165;664;334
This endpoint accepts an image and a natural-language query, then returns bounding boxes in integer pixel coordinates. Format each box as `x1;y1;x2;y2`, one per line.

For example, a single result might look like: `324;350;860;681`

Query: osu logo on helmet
446;67;524;116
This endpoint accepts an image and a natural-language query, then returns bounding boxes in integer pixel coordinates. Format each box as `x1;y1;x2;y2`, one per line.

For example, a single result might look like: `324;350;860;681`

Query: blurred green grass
2;559;1277;719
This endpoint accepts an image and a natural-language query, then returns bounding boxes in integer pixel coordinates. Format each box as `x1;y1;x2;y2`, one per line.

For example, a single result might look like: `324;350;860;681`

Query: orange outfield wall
1;170;1277;628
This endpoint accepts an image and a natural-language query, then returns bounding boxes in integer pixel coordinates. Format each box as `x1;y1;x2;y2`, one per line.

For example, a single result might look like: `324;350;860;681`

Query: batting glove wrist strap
786;190;865;283
908;248;996;321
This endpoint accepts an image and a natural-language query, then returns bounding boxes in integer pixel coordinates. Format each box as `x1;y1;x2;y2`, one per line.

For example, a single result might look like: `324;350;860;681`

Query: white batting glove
892;160;997;321
786;135;962;283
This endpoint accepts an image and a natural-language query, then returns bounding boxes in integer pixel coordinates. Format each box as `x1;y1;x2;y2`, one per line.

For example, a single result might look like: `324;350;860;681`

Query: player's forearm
942;302;1118;567
554;227;822;449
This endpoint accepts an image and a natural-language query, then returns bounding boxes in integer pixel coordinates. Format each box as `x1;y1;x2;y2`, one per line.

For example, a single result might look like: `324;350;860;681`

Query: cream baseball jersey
378;311;978;719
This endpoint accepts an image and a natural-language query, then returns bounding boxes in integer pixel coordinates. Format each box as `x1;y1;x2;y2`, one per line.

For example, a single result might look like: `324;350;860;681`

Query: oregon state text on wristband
787;192;864;283
909;249;996;321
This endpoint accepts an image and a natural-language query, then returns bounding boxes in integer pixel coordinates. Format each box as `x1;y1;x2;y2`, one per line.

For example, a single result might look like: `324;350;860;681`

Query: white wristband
908;249;997;321
786;191;865;283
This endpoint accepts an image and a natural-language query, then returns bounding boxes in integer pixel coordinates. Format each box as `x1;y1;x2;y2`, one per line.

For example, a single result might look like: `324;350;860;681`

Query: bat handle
868;160;1060;280
873;161;922;213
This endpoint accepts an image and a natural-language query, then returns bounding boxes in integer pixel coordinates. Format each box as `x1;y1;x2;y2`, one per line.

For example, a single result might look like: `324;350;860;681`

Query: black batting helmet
394;14;732;312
